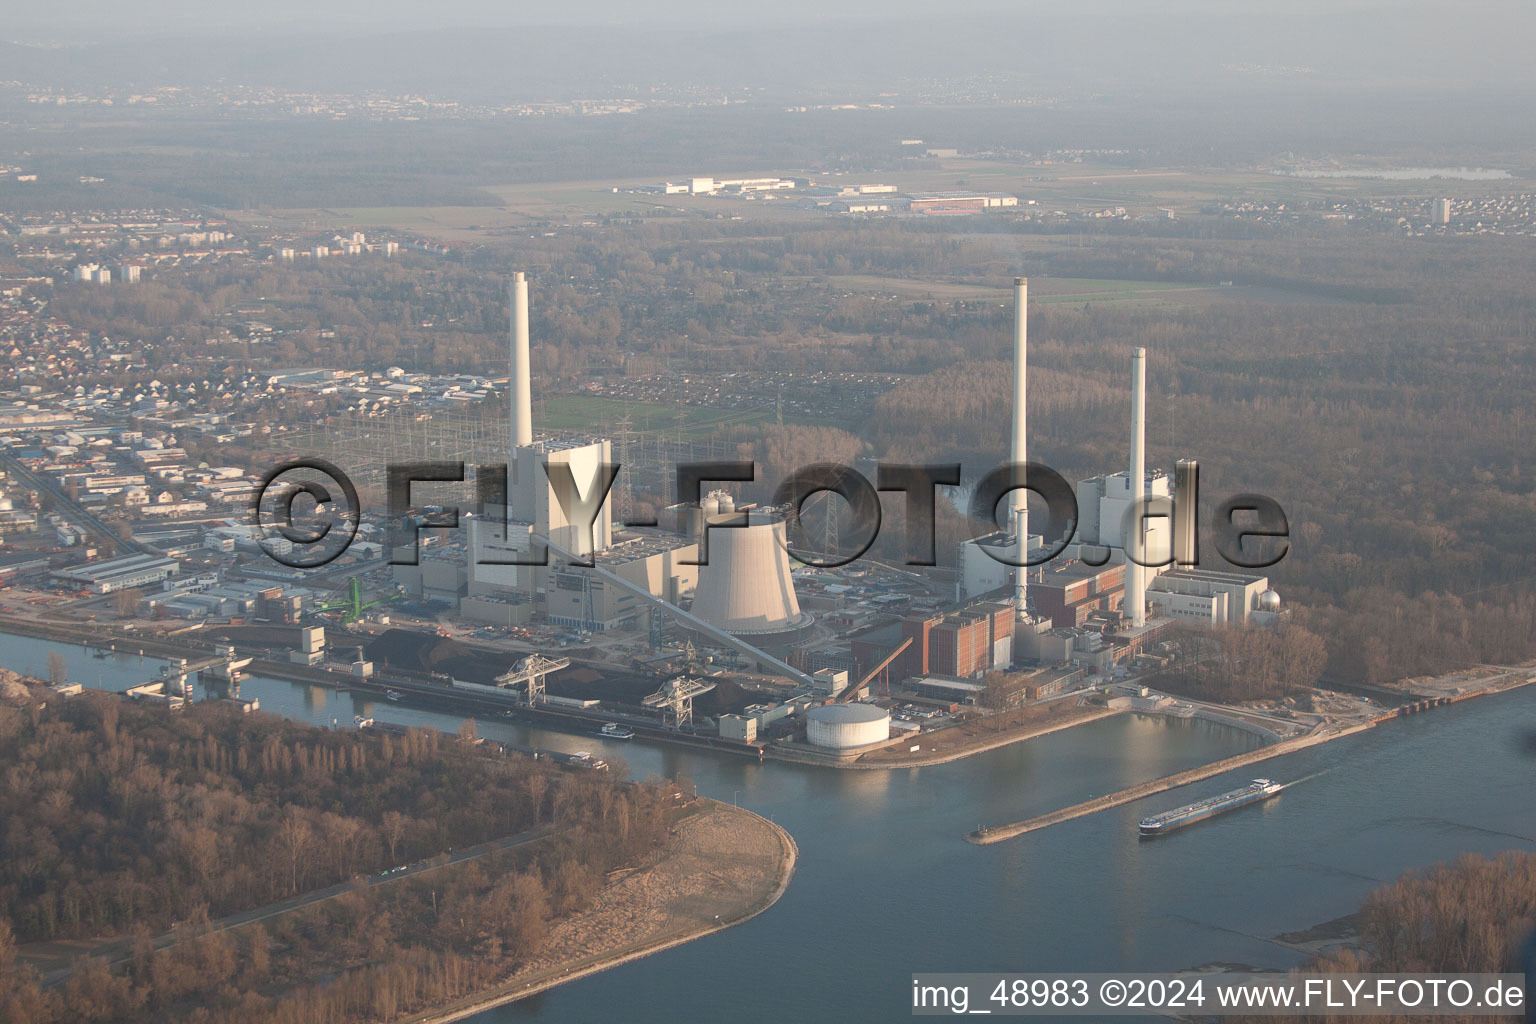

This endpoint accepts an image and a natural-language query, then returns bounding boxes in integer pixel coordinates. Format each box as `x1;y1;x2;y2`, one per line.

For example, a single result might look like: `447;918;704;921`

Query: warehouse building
908;191;1018;213
52;553;178;594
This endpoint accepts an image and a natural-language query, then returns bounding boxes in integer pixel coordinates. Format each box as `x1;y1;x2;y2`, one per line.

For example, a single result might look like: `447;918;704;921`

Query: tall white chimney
510;271;533;450
1011;277;1029;621
1128;346;1147;628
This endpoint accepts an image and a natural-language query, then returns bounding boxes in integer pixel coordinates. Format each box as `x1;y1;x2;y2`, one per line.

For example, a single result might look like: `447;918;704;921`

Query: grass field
247;205;523;242
232;161;1536;242
537;395;782;438
1031;277;1204;305
484;179;669;219
822;275;1011;299
822;273;1215;307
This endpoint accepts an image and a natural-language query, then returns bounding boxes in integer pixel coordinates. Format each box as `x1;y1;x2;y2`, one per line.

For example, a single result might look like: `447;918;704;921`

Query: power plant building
464;517;537;596
507;436;615;558
852;600;1014;683
500;268;613;560
1029;561;1126;628
959;530;1043;604
545;532;701;631
1072;469;1173;557
396;270;707;634
1146;569;1280;625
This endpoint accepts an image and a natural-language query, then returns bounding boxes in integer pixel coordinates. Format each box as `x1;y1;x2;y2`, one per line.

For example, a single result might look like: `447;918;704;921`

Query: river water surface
5;632;1533;1022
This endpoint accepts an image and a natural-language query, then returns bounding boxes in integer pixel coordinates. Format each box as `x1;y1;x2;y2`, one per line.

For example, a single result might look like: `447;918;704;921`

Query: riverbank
0;612;217;665
403;800;796;1024
0;617;1127;771
8;615;1530;786
842;703;1123;769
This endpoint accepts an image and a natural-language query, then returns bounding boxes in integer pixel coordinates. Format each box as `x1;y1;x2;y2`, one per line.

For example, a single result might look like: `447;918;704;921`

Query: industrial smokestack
510;271;533;450
1128;347;1147;628
1011;277;1029;621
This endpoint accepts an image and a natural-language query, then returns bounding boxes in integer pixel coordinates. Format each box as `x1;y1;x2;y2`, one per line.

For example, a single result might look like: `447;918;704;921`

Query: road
0;451;149;557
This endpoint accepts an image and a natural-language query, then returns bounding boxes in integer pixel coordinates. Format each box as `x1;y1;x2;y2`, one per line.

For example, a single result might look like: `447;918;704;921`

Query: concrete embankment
965;724;1370;845
840;706;1125;770
0;614;219;666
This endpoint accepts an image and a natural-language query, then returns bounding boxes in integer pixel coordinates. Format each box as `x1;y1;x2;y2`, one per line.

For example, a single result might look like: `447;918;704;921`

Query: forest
0;689;677;1024
1234;851;1536;1024
1152;622;1328;703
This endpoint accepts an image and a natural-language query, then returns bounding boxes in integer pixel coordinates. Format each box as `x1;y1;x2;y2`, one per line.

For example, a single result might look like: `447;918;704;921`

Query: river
4;631;1533;1022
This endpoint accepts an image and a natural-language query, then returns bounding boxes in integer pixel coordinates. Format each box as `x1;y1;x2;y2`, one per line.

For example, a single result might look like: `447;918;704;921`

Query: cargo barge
1138;778;1283;837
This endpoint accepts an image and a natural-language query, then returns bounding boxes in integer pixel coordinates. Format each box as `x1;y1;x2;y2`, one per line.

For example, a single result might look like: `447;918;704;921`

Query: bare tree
527;773;548;824
112;588;142;618
381;810;408;863
506;872;550;955
276;807;314;895
47;651;68;685
0;916;15;974
550;783;574;824
323;813;362;879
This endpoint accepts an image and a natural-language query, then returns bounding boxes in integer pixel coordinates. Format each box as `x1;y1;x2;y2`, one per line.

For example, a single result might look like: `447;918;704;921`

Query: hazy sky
5;0;1513;41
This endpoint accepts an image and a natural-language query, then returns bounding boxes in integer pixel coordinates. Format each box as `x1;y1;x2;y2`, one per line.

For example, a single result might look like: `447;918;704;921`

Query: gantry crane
495;654;571;705
643;676;716;731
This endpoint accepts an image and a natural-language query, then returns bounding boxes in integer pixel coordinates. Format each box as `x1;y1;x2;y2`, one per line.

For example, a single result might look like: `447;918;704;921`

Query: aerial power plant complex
386;270;1281;760
956;281;1281;667
6;30;1517;1022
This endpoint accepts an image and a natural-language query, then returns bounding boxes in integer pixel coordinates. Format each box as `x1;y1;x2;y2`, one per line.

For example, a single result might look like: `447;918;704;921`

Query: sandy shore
405;799;796;1023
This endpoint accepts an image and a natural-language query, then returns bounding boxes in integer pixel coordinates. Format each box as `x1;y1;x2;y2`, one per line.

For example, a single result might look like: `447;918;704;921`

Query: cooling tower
691;511;808;634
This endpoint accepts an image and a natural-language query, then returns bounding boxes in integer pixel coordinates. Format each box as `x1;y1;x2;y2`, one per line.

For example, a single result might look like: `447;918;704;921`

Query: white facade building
958;530;1043;601
1146;569;1279;625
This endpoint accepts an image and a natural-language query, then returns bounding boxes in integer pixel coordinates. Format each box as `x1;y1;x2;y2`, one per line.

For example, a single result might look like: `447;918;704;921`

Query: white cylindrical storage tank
691;511;807;634
700;495;721;517
806;703;891;749
715;492;735;514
